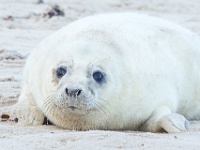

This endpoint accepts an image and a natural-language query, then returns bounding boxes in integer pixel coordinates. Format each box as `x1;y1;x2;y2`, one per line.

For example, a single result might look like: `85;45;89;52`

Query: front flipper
1;101;45;125
10;88;45;125
140;106;189;133
158;113;189;133
1;103;44;125
12;104;44;125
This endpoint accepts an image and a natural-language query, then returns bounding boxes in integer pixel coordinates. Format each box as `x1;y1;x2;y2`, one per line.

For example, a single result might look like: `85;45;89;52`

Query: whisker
93;101;111;118
99;97;111;107
88;57;98;66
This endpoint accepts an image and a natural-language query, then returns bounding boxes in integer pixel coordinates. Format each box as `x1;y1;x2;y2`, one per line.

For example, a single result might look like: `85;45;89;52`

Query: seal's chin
44;94;98;117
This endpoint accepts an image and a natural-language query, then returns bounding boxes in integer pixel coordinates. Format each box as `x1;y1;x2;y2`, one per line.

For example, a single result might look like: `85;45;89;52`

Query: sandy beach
0;0;200;149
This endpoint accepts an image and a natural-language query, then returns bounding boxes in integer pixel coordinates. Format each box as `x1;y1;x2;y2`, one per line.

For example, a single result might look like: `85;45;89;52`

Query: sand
0;0;200;149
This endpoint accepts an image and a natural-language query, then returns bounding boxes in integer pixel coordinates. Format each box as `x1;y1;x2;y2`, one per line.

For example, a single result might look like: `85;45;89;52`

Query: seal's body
8;13;200;133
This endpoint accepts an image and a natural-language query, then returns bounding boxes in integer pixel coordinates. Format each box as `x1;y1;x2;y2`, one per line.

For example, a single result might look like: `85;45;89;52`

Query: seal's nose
65;88;82;97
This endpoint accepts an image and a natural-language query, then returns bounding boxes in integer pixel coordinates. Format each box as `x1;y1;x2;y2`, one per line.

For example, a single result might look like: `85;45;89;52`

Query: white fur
13;13;200;133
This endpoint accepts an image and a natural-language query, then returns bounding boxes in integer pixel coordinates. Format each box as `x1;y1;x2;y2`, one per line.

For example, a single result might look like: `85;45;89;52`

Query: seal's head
42;35;123;130
52;61;106;112
51;59;108;115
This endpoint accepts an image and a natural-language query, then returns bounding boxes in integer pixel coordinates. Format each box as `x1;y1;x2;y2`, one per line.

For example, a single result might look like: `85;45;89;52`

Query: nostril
65;88;69;95
65;88;82;96
77;89;82;96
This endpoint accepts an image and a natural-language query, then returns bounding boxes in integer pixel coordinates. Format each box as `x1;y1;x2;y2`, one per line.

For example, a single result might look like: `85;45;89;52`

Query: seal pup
1;13;200;133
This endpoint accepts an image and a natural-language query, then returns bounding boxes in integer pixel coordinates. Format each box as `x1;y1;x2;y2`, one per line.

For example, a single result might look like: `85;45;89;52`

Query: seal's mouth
63;105;90;116
67;106;78;110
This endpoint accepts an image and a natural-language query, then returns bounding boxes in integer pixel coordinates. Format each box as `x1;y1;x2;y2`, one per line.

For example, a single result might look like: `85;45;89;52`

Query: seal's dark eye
93;71;104;83
56;67;67;78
